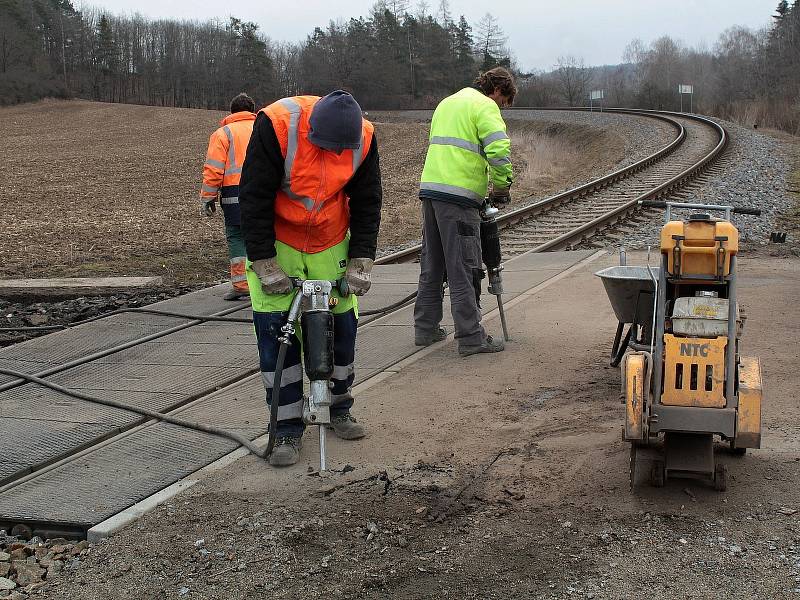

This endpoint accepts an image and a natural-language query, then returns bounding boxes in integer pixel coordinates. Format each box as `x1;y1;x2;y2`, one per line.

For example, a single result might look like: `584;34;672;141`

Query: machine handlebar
731;206;762;216
639;200;761;217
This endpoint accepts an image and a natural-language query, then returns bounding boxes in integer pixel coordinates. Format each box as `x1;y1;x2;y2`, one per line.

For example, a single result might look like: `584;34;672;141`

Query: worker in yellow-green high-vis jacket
414;67;517;357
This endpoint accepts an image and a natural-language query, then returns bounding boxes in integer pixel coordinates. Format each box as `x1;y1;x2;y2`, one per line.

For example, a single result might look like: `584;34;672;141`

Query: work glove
345;257;374;296
200;200;216;217
252;257;293;295
488;185;511;207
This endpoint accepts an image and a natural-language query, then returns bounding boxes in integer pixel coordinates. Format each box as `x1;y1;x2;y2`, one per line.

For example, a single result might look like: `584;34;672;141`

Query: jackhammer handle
336;278;350;297
288;277;350;296
733;206;761;216
639;200;667;209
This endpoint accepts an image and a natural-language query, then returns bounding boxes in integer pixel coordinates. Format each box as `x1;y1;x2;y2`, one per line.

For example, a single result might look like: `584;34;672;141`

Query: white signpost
678;84;694;113
590;89;605;112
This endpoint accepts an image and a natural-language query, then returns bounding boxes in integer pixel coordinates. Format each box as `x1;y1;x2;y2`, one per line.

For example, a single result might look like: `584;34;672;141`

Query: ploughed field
1;100;625;287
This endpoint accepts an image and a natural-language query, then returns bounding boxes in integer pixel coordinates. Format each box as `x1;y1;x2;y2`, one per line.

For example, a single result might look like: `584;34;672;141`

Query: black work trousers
413;199;486;349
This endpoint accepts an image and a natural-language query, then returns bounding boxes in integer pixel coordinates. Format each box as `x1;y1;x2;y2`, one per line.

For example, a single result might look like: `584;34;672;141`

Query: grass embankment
509;120;624;199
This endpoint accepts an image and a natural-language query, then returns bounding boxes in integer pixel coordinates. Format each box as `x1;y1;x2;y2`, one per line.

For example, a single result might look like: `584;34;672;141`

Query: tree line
1;0;798;133
0;0;510;109
518;2;800;133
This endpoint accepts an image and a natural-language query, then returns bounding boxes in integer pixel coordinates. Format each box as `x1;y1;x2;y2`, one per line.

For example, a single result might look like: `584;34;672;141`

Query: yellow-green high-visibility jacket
419;87;512;209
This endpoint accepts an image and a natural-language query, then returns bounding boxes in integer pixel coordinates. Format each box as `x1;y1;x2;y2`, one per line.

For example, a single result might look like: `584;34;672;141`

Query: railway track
0;108;729;539
379;108;727;264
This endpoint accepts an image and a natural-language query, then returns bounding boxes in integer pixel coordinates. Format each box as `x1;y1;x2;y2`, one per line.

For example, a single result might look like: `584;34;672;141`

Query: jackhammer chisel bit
300;280;335;471
480;203;511;341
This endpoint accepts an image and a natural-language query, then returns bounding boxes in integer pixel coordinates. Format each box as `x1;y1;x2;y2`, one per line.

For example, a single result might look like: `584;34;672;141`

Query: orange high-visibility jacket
200;111;256;224
261;96;374;253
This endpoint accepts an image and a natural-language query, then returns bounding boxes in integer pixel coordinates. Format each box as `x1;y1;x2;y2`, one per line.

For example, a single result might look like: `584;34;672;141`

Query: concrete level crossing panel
0;253;592;534
0;382;270;530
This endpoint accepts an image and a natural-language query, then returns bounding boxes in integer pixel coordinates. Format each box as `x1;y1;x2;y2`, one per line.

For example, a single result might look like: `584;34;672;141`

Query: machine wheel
714;464;728;491
650;460;665;487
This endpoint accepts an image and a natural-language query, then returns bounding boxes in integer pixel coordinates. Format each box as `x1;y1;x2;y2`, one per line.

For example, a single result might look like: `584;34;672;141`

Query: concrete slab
1;386;185;425
86;479;200;542
0;276;164;299
0;382;270;528
92;341;257;368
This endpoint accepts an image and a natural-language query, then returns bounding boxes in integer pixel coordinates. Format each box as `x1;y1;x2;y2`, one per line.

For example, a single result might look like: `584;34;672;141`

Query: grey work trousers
413;199;486;349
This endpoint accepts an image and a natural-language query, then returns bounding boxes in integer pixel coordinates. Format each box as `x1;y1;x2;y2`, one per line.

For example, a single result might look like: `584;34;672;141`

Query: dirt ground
32;251;800;600
1;100;624;286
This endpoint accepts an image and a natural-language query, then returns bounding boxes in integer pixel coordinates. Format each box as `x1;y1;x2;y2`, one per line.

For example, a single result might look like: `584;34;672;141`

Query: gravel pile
0;531;89;598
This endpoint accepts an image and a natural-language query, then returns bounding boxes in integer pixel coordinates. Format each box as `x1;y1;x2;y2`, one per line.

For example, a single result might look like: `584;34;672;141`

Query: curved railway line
0;107;731;539
379;108;727;264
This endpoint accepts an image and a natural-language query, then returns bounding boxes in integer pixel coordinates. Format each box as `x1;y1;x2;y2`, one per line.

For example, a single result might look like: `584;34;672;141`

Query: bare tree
474;12;507;64
436;0;452;26
554;55;592;106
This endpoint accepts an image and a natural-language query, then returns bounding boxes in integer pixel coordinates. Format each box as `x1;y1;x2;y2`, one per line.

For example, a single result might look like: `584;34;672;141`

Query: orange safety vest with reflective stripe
261;96;374;254
200;111;257;221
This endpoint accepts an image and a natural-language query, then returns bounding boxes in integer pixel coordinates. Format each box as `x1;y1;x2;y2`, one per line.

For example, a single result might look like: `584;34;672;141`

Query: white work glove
252;257;293;295
345;257;374;296
200;200;216;217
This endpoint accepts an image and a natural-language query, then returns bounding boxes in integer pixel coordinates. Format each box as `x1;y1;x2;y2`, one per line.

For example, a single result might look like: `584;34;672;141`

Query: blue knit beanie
308;90;363;151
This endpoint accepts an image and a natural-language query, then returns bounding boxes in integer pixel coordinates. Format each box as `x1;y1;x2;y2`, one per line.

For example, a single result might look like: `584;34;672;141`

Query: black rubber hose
0;367;267;458
265;342;289;459
358;290;418;316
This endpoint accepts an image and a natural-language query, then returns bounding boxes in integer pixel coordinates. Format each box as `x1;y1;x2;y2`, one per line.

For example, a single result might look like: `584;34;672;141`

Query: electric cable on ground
0;367;267;459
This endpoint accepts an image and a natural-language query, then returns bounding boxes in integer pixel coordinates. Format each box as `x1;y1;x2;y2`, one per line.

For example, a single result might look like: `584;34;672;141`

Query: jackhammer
267;277;349;471
480;201;510;341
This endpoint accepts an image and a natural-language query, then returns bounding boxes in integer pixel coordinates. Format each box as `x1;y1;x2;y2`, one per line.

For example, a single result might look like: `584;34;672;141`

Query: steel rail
377;108;724;264
527;110;727;252
0;301;253;394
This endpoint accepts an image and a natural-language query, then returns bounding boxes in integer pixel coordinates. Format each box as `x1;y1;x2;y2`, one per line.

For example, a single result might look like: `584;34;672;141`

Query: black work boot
458;335;505;357
269;435;303;467
328;412;366;440
414;327;448;347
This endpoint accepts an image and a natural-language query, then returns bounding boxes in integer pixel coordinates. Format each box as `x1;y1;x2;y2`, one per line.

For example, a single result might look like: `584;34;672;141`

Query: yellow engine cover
736;356;763;448
661;334;727;408
661;219;738;277
624;353;646;441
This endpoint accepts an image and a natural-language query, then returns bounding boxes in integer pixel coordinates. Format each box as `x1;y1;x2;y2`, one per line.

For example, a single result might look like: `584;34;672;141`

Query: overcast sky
85;0;779;71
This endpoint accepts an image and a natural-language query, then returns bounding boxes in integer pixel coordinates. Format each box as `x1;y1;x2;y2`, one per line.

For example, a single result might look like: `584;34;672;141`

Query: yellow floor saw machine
596;200;764;490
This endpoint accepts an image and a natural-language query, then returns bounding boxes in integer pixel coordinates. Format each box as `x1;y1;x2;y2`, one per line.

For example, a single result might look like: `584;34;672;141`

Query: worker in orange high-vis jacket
240;90;382;467
200;93;257;300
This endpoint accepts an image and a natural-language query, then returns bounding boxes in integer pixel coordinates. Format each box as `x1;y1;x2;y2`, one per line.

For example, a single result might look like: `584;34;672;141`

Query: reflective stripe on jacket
200;111;257;211
419;87;512;208
261;96;374;253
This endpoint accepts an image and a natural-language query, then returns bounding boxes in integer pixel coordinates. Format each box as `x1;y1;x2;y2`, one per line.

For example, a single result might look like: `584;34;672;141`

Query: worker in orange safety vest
239;90;383;467
199;93;257;300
